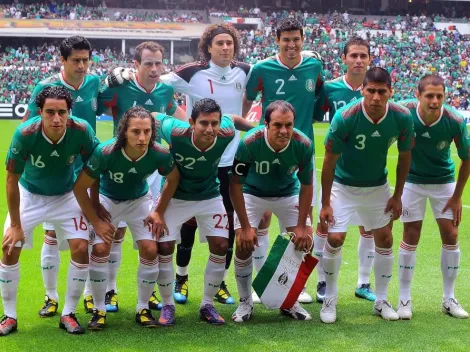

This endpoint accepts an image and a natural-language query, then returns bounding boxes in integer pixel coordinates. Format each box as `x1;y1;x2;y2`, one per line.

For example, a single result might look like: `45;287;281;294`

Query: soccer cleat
281;302;312;321
199;304;225;325
39;295;58;318
373;300;399;321
232;298;254;323
105;290;118;313
316;281;326;303
252;291;261;304
149;291;163;311
136;308;158;328
59;313;85;334
0;316;17;336
441;298;469;319
83;295;94;314
355;284;376;302
214;281;235;304
298;287;313;304
397;300;413;320
173;274;188;304
320;296;337;324
158;305;176;326
88;309;106;330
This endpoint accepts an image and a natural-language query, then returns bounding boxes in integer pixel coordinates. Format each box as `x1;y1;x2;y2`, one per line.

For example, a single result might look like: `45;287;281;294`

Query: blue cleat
149;291;163;311
355;284;376;301
173;274;188;304
105;290;119;312
214;281;235;304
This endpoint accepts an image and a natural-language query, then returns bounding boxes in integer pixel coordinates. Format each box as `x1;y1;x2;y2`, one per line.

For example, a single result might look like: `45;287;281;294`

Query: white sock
398;241;417;301
41;235;60;301
157;254;174;306
62;260;89;316
89;254;109;312
201;253;226;307
176;265;188;277
137;257;159;312
83;275;92;297
357;232;375;287
0;262;20;319
223;269;229;280
323;241;342;298
441;243;460;300
374;247;394;302
106;239;123;293
234;256;253;300
253;228;269;273
314;230;328;283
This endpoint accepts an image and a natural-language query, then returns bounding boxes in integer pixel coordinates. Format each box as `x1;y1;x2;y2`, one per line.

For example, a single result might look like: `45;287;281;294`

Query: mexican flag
252;234;318;310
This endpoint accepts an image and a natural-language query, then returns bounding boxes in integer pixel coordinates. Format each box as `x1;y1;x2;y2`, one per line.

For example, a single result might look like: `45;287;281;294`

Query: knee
92;243;111;257
70;240;89;264
374;229;393;248
158;241;175;256
114;227;126;241
444;230;459;246
139;241;158;260
259;211;273;228
45;230;56;238
327;233;345;248
210;237;228;256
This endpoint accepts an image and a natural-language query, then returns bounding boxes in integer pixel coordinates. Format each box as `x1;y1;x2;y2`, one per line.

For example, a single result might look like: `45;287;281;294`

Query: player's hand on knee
96;203;112;223
442;196;462;227
94;220;115;245
320;205;334;228
237;227;256;253
2;226;25;255
144;211;168;240
385;195;402;221
105;67;134;88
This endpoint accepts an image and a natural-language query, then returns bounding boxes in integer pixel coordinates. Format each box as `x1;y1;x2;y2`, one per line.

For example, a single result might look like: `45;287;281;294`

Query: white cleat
441;298;469;319
397;300;413;320
252;291;261;304
280;302;312;321
373;300;399;321
320;296;337;324
232;298;254;323
297;287;313;304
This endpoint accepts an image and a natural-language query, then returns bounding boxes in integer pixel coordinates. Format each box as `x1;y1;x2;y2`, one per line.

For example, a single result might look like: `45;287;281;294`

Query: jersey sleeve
155;145;176;177
455;118;470;160
324;112;348;154
97;83;118;115
315;63;325;97
397;112;414;152
231;140;253;184
155;113;175;145
5;128;28;174
80;123;100;163
165;85;177;116
83;146;106;180
297;142;314;185
313;85;329;122
160;72;190;95
25;84;44;120
245;64;262;102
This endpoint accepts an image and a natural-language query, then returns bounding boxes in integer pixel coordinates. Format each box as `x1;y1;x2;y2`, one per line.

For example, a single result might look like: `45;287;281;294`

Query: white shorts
328;182;392;232
147;170;162;201
3;185;89;250
234;194;312;231
43;221;55;231
401;182;455;222
93;192;154;249
160;196;228;244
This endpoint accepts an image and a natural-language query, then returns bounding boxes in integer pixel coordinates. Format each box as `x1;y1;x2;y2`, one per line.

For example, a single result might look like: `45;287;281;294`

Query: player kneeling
231;100;314;323
0;86;98;336
397;75;470;320
73;106;179;330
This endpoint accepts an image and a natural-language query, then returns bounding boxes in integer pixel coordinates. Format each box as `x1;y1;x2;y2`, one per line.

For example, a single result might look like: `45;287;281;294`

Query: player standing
0;86;98;336
243;18;324;303
319;68;413;323
231;101;314;322
397;75;470;320
313;37;376;303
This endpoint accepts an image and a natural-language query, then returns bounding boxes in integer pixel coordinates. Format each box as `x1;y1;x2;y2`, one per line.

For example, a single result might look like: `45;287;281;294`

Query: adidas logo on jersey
197;156;206;161
272;159;280;164
50;150;60;157
288;75;297;81
371;131;381;137
128;167;137;174
75;96;83;103
145;99;153;105
422;132;431;138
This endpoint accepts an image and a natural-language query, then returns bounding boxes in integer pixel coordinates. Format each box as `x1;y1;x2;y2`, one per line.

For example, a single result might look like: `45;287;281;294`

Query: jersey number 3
355;135;366;150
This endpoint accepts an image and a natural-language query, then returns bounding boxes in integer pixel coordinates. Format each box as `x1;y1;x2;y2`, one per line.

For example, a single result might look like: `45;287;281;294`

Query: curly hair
115;106;156;150
36;86;74;110
198;24;240;62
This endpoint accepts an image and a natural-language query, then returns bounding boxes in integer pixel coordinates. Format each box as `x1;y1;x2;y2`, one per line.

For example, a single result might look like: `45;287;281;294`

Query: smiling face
361;82;392;119
417;84;445;121
135;49;163;86
265;109;295;151
40;98;69;140
190;111;221;148
342;44;371;77
208;33;235;67
276;30;304;63
125;117;152;155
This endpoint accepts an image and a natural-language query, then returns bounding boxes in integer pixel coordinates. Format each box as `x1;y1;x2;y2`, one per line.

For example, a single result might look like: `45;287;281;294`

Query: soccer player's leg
430;183;468;319
39;222;60;317
314;221;328;303
104;223;126;313
398;182;426;320
173;218;196;304
355;224;376;302
251;211;272;304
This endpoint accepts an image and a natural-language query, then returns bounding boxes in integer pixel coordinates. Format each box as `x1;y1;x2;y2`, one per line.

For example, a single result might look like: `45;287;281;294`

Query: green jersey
156;113;235;201
245;53;324;143
325;99;414;187
232;126;314;197
26;73;101;131
98;78;177;136
314;76;362;122
6;116;98;196
399;99;470;184
84;138;175;201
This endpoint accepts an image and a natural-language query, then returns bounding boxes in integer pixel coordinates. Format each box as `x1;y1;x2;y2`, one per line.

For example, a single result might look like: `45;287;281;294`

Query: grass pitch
0;120;470;352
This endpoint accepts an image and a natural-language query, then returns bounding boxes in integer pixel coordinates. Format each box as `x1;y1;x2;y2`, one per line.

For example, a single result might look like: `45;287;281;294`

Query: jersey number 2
275;79;285;95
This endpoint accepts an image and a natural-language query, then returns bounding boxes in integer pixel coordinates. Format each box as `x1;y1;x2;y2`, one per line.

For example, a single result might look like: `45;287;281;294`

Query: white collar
416;101;443;127
209;60;231;75
275;54;303;70
59;71;84;91
361;99;389;125
121;147;148;162
343;75;362;91
191;131;217;152
42;127;66;145
133;77;157;94
264;127;290;153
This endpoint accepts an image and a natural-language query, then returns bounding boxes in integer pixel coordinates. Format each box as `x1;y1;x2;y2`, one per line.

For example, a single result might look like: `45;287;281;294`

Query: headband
210;26;233;41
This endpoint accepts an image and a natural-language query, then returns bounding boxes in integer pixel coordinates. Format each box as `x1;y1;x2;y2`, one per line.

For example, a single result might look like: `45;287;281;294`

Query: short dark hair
198;24;240;62
418;74;446;93
134;41;165;63
191;98;222;121
363;67;392;88
276;18;303;39
59;36;92;60
115;106;156;150
343;36;370;57
36;86;73;110
264;100;296;124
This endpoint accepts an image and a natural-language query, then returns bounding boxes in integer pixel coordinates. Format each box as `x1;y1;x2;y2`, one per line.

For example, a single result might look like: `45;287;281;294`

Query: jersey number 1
208;79;214;94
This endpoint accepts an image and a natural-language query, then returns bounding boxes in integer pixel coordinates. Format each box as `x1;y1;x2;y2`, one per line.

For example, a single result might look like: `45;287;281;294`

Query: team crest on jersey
402;208;409;218
437;141;448;150
287;165;298;175
305;79;315;92
388;137;398;147
66;155;77;165
277;271;288;287
235;81;243;92
91;97;97;112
